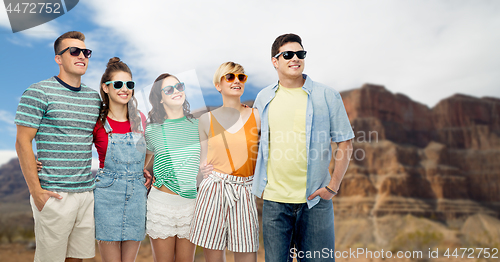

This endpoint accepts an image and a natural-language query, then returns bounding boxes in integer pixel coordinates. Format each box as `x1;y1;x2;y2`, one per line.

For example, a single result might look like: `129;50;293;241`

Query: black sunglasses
105;81;135;90
224;73;248;83
57;47;92;58
162;82;185;95
274;50;307;60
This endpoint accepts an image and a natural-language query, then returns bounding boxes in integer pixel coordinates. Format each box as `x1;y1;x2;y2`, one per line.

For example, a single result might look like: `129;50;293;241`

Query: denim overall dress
94;119;147;242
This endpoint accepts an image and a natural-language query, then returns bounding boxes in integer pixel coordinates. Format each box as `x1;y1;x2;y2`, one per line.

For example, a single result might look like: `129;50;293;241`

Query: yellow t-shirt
263;83;308;203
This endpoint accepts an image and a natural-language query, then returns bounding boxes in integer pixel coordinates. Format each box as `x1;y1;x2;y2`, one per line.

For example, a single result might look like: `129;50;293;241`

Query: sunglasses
273;50;307;60
57;47;92;58
224;73;248;83
105;80;135;90
162;82;185;95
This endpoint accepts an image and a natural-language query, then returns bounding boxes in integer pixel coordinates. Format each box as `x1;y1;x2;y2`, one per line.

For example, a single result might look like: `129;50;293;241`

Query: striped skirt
189;171;259;252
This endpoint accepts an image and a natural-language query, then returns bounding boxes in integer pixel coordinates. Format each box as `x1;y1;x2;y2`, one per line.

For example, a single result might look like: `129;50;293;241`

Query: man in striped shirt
15;31;100;262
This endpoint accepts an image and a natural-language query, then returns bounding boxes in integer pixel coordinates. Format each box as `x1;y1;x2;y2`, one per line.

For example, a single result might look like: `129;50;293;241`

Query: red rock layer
336;84;500;221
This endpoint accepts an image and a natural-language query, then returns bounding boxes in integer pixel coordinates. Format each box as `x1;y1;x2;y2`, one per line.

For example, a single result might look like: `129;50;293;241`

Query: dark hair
148;73;194;124
271;33;303;57
99;57;142;132
54;31;85;55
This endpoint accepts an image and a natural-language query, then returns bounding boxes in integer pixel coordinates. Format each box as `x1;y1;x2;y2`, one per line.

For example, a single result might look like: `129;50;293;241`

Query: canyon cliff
336;84;500;222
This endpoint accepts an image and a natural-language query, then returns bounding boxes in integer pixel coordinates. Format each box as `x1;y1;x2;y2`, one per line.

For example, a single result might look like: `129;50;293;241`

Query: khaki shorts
30;191;95;262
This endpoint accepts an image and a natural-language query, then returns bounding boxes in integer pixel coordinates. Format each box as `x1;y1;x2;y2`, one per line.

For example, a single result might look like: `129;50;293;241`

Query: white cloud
17;22;60;40
0;109;14;123
0;110;17;136
80;0;500;108
0;2;60;40
91;147;99;171
0;150;18;167
0;3;10;30
91;156;99;171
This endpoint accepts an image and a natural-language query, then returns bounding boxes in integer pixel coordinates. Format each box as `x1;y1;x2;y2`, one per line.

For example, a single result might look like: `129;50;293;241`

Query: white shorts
189;172;259;252
30;191;95;262
146;186;196;239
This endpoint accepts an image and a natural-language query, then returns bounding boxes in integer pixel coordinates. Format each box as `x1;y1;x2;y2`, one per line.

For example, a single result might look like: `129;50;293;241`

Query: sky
0;0;499;167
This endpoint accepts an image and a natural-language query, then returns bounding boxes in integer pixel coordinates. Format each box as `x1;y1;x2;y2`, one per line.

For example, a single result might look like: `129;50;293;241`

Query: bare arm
16;125;61;211
308;139;353;200
328;139;353;191
144;150;154;171
253;108;261;131
143;150;154;187
198;113;213;181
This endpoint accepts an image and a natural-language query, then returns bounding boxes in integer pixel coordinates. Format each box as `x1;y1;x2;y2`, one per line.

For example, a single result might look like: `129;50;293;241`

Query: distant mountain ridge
0;158;29;205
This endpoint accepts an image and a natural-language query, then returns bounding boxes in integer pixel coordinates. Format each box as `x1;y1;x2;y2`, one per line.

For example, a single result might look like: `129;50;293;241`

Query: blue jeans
263;199;335;262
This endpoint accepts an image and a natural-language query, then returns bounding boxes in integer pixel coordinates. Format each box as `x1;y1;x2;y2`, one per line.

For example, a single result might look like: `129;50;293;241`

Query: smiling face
161;76;185;109
216;71;246;98
272;41;305;80
102;71;133;106
55;38;88;77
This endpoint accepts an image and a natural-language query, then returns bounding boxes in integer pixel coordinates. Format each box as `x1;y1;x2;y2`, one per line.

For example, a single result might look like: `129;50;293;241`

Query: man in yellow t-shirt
264;83;308;203
253;33;355;262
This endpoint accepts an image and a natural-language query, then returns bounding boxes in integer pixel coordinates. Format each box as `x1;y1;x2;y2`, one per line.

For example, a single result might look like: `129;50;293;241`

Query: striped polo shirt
15;76;101;192
145;117;200;199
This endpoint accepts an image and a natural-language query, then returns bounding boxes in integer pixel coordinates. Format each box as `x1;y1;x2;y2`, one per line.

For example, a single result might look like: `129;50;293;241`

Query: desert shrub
0;214;34;243
390;226;444;253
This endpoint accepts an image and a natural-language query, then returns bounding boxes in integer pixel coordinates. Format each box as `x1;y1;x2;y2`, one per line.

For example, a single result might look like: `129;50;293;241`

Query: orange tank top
207;109;259;177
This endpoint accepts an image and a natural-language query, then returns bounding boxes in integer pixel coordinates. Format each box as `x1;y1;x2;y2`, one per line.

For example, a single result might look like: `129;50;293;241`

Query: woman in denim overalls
93;57;150;262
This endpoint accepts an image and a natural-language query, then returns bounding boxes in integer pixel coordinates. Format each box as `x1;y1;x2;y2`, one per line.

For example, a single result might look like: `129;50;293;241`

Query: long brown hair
99;57;141;132
148;73;193;124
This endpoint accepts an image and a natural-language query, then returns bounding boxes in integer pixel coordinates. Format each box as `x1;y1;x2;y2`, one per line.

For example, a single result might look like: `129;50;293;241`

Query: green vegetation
390;226;444;252
0;214;34;243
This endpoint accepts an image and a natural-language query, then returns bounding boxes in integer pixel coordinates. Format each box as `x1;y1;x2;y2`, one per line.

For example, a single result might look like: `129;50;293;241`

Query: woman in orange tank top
189;62;261;262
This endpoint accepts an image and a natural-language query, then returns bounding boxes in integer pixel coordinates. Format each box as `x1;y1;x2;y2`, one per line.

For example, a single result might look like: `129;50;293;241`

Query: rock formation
336;84;500;222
